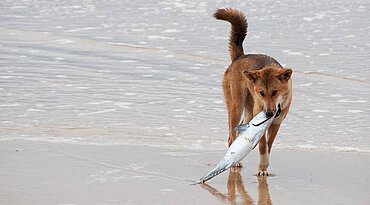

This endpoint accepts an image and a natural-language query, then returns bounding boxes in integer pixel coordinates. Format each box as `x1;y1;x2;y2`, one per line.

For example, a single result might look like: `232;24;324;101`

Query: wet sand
1;140;369;205
1;0;370;204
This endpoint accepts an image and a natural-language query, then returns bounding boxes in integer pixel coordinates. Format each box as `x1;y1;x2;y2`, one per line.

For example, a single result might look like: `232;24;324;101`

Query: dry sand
1;140;369;205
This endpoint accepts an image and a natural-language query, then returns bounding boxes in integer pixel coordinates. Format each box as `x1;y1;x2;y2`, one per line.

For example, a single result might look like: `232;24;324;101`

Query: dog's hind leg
227;105;243;147
223;80;245;147
228;91;245;147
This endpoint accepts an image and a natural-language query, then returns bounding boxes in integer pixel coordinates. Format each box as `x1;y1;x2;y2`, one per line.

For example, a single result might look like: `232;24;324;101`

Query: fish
194;106;279;184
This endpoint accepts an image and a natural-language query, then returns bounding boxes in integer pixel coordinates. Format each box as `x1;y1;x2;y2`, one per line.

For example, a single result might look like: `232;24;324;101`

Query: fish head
250;111;272;126
250;104;280;127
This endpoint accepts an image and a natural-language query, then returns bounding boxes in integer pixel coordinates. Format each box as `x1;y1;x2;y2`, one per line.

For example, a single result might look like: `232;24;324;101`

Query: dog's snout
266;111;274;118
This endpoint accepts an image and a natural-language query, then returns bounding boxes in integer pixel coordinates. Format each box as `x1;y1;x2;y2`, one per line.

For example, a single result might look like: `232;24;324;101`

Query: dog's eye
272;90;278;96
259;91;265;97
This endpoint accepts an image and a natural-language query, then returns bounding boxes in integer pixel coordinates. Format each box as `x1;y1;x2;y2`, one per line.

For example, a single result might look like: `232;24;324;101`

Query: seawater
1;0;369;153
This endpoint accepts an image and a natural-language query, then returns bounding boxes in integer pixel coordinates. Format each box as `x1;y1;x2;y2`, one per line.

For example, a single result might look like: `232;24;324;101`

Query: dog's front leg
257;123;281;176
267;124;281;153
257;135;269;176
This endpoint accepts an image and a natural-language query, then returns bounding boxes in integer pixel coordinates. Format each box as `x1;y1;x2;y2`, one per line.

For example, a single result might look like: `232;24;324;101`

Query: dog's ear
243;70;260;82
277;68;292;83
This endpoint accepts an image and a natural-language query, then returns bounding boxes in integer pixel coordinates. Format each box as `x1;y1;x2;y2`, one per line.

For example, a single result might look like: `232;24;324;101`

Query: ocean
1;0;369;152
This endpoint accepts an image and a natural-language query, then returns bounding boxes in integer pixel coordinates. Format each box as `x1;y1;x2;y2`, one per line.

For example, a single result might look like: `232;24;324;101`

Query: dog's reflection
200;167;271;205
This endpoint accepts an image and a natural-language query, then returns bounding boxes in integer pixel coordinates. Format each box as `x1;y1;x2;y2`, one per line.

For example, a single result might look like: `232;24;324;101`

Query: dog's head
243;66;292;117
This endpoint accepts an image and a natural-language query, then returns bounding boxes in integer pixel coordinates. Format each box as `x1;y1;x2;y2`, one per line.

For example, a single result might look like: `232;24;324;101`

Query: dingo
214;8;293;176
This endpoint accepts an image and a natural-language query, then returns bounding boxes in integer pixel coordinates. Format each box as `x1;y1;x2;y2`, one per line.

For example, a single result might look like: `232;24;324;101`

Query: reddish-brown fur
214;8;293;176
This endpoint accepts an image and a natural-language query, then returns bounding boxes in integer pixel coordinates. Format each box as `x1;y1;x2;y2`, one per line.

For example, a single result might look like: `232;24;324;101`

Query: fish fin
250;135;259;150
234;123;249;132
252;142;258;150
189;180;203;185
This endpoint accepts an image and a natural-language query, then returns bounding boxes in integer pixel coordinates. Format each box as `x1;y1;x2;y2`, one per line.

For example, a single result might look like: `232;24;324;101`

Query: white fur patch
239;109;245;124
243;111;251;122
260;153;269;165
259;153;269;170
276;95;285;108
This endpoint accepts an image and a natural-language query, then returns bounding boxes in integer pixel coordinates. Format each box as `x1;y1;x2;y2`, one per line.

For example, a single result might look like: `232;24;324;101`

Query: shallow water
1;0;369;152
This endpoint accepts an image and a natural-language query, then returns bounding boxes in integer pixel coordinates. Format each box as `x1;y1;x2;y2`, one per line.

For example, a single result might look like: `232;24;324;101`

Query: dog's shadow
200;167;272;205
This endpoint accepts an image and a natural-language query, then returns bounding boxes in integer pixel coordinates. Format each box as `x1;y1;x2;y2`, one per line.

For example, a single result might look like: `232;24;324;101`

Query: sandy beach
1;140;369;205
1;0;370;204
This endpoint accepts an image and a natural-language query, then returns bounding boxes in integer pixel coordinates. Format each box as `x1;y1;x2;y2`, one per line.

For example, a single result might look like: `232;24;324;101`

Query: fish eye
272;90;278;96
259;91;265;97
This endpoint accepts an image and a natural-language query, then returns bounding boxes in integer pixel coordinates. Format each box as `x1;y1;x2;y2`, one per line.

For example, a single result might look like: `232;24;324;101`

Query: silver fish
195;107;278;184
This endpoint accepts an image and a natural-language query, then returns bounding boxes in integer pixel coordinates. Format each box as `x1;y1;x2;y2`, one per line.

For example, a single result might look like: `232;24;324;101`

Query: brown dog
214;8;292;176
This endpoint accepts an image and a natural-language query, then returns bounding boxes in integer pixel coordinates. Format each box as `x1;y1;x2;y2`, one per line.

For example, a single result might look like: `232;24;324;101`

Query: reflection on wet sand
201;167;271;205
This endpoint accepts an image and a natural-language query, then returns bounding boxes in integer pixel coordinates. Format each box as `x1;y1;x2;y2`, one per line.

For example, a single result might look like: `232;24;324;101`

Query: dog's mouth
252;112;274;126
252;104;281;126
252;117;270;126
275;103;281;118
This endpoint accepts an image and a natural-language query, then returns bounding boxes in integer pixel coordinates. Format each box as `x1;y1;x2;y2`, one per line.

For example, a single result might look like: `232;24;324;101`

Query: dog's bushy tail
213;8;247;62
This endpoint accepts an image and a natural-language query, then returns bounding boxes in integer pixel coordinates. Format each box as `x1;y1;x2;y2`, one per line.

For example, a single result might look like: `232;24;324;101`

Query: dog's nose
266;111;274;118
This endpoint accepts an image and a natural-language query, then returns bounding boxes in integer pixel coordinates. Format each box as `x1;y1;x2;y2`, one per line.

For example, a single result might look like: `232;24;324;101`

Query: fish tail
198;161;233;183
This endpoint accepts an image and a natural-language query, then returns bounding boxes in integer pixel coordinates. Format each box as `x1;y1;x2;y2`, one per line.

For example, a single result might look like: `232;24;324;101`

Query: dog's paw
256;170;269;177
232;162;243;167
